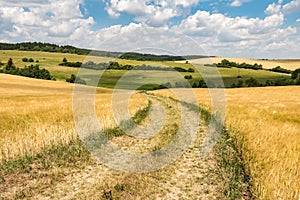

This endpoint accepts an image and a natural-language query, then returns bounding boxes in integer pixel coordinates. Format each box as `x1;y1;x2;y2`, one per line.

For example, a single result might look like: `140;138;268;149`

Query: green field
0;50;291;89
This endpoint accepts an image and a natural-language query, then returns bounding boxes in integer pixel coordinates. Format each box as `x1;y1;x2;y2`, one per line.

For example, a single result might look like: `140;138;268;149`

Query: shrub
184;75;193;79
270;66;291;74
237;80;244;88
245;77;259;87
66;74;86;85
62;57;68;63
22;58;28;62
291;68;300;79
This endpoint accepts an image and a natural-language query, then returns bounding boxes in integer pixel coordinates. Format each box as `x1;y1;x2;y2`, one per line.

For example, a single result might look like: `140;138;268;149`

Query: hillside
0;73;250;199
1;50;296;90
183;57;300;70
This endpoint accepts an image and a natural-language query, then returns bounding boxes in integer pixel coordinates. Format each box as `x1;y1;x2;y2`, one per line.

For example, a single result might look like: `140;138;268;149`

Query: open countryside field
0;74;148;162
0;73;246;199
0;50;293;89
183;57;300;70
154;86;300;199
1;50;300;199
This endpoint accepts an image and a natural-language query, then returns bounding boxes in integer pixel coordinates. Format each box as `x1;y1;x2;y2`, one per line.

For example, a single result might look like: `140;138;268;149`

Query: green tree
63;57;68;63
5;58;16;71
198;79;207;88
236;80;244;88
184;75;193;79
292;68;300;79
245;77;259;87
66;74;86;85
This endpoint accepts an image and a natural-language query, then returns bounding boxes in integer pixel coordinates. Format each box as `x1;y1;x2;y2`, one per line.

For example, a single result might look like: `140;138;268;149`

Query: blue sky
0;0;299;58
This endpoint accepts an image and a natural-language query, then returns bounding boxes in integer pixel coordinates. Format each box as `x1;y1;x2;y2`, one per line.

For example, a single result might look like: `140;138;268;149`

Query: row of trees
215;59;263;70
22;57;37;62
0;42;121;57
1;58;54;80
60;60;195;72
119;52;186;61
269;66;291;74
231;77;300;88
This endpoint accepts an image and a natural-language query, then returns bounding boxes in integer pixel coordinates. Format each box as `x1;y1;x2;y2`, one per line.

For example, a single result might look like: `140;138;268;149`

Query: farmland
184;57;300;70
0;50;295;89
0;49;299;199
0;73;245;199
155;86;300;199
0;73;148;162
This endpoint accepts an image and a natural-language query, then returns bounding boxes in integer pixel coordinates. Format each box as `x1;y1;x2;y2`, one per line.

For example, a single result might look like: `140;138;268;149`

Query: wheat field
0;74;148;163
181;57;300;70
155;86;300;199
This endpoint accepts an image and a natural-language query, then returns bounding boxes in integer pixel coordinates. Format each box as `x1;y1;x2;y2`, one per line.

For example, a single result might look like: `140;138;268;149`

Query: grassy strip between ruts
166;97;254;199
103;100;152;138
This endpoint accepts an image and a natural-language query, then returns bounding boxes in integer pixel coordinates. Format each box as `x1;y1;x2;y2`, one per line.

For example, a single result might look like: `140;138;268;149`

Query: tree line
214;59;263;70
119;52;186;61
59;60;195;72
0;42;121;57
0;58;54;80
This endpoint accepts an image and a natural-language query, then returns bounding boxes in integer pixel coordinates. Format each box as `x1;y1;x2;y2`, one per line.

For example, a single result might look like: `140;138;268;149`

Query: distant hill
119;52;210;62
0;42;122;58
0;42;209;61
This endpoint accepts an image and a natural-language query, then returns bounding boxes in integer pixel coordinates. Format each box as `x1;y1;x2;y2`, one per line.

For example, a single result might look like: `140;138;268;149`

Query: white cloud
0;0;298;58
297;18;300;22
230;0;250;7
103;0;201;26
282;0;300;14
174;10;298;58
0;0;94;42
265;3;282;15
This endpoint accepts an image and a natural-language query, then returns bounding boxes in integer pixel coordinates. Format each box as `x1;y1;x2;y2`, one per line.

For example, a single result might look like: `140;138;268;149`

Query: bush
292;68;300;79
198;79;207;88
66;74;86;85
28;58;34;62
245;77;259;87
270;66;291;74
184;75;193;79
59;62;82;68
187;68;195;72
62;57;68;63
237;80;244;88
22;58;28;62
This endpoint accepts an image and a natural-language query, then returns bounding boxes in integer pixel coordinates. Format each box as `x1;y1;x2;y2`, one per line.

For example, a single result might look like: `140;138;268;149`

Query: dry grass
156;86;300;199
0;74;148;163
183;57;300;70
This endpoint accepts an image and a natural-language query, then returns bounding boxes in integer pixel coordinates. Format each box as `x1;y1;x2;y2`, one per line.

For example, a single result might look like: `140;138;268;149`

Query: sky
0;0;299;58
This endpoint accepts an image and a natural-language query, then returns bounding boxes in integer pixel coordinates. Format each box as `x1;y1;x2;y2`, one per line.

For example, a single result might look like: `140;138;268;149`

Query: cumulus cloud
282;0;300;14
230;0;250;7
175;10;298;58
265;3;282;15
0;0;94;42
0;0;298;58
103;0;201;26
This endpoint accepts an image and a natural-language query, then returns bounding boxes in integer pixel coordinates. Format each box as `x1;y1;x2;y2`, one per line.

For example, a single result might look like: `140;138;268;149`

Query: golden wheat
0;74;148;163
156;86;300;199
